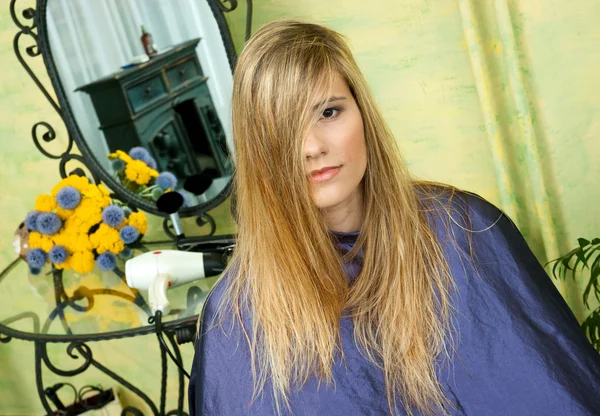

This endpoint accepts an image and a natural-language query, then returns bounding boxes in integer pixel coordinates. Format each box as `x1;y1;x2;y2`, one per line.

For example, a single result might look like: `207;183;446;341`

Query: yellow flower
54;255;72;270
29;232;54;252
34;194;57;212
108;150;133;164
81;185;111;209
53;229;92;254
125;160;158;185
117;217;127;231
128;212;148;235
29;232;41;249
51;175;91;196
70;251;95;274
54;261;67;270
41;237;54;253
73;233;93;252
64;198;103;233
98;184;111;196
55;207;74;220
90;223;125;254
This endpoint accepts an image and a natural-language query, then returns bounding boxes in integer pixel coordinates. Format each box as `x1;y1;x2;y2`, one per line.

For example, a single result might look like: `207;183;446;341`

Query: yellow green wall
1;0;599;413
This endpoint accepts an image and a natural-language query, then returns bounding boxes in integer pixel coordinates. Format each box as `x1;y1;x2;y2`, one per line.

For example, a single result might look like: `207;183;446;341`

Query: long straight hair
221;19;456;415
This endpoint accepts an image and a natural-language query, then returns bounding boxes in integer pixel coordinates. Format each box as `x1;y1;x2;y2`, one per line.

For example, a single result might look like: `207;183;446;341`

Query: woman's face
304;73;367;213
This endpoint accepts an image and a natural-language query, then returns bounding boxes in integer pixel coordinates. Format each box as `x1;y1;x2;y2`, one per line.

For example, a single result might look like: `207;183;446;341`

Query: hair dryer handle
149;273;172;315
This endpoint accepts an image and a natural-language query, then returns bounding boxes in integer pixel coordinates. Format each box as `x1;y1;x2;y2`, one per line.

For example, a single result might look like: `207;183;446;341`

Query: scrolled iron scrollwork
76;344;161;415
0;260;199;414
209;0;253;41
196;212;217;236
59;153;100;182
162;212;217;242
1;312;41;336
31;121;65;159
0;311;42;344
122;407;145;416
212;0;238;12
11;0;79;173
34;340;150;415
9;2;36;31
166;331;187;414
209;0;252;41
39;341;93;377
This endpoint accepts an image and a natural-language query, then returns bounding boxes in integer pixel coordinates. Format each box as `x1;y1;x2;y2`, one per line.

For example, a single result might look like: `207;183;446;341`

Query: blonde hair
221;19;456;415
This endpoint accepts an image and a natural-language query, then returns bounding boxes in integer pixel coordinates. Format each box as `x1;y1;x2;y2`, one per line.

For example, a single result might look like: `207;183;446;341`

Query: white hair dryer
125;250;225;315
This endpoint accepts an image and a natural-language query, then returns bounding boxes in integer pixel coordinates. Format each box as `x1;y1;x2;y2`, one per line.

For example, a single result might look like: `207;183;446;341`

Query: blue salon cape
189;191;600;415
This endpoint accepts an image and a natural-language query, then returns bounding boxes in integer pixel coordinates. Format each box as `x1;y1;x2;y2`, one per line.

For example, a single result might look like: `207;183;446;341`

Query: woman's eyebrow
312;96;347;111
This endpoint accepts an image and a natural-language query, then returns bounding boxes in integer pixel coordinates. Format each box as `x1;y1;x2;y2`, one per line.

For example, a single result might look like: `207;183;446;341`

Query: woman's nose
304;131;328;160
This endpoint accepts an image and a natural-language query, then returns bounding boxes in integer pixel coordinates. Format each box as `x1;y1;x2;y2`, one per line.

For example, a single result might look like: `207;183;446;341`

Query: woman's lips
310;166;341;183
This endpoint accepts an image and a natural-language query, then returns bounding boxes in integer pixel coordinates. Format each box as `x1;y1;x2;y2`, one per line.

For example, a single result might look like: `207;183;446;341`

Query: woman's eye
321;107;341;120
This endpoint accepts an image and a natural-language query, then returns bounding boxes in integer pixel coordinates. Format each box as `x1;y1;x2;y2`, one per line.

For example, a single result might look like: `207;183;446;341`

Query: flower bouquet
20;175;148;275
108;147;179;202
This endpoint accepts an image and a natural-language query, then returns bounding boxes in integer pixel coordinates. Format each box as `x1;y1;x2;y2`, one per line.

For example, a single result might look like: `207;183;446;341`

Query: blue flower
96;252;117;271
129;147;151;162
56;186;81;209
129;147;158;169
123;206;133;218
25;210;41;231
119;247;133;260
29;267;42;276
156;172;177;191
102;205;124;228
48;245;68;264
112;158;126;173
26;248;47;269
119;225;139;244
146;156;157;170
36;212;62;235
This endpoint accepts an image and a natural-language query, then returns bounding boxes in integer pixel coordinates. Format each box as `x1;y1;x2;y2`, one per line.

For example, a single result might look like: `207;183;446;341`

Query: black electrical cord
77;385;105;411
45;382;77;411
45;382;108;414
149;311;191;379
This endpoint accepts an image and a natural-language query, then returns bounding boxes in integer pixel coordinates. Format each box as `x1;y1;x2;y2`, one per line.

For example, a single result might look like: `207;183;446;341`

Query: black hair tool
156;191;185;237
183;169;217;196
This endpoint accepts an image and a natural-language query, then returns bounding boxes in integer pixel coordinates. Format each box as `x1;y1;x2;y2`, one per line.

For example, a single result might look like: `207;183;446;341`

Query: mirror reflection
46;0;234;208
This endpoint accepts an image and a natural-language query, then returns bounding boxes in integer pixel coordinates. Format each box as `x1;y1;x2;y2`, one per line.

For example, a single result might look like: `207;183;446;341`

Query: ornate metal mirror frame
11;0;250;219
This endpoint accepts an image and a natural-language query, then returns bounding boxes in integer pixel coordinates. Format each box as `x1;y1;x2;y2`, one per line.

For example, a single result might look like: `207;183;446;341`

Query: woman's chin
311;188;353;210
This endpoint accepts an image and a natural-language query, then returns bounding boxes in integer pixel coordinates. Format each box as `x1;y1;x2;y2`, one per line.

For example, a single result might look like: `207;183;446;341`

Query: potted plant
548;238;600;352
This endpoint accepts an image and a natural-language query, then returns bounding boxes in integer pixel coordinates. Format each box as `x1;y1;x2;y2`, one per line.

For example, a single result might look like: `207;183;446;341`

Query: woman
189;20;600;415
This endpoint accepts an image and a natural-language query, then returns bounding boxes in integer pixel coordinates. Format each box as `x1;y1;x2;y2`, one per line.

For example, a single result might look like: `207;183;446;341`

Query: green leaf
592;238;600;245
550;258;563;280
561;256;573;271
578;238;591;248
583;259;600;309
581;308;600;353
574;249;587;269
583;249;599;270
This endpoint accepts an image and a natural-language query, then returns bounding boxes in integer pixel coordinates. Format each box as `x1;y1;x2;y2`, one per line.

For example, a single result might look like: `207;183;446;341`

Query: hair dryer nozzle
125;250;226;314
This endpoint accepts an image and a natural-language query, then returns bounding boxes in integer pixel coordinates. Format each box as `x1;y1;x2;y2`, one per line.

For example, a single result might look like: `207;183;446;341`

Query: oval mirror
38;0;243;218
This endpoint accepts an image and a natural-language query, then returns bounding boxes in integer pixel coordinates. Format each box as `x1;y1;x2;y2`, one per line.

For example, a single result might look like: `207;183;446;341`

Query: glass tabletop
0;241;224;342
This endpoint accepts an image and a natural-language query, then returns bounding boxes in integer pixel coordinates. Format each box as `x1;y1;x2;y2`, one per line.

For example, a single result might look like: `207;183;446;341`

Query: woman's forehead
311;72;351;105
